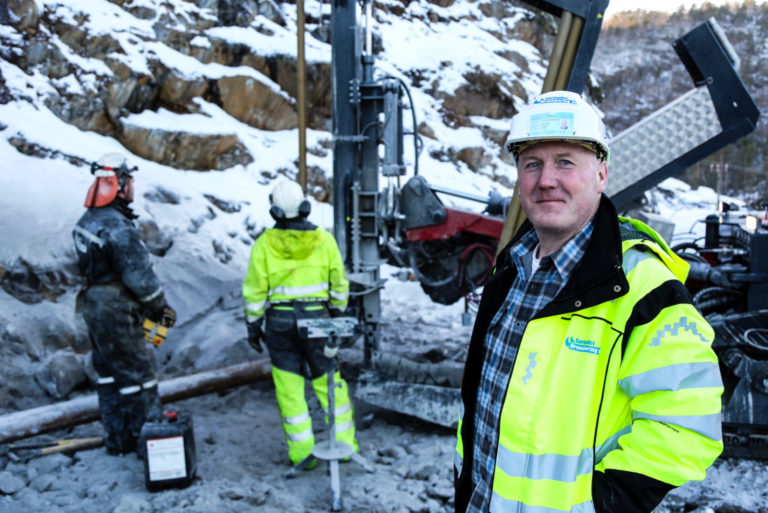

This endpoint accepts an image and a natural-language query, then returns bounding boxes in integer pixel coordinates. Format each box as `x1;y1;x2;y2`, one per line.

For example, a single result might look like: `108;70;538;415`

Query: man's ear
597;161;608;194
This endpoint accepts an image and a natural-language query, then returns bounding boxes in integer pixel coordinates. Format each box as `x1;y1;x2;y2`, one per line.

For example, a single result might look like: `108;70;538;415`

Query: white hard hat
91;152;137;178
270;180;307;219
505;91;609;163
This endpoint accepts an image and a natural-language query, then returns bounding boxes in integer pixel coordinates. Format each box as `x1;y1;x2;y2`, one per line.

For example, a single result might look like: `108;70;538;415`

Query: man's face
118;176;135;203
517;141;608;244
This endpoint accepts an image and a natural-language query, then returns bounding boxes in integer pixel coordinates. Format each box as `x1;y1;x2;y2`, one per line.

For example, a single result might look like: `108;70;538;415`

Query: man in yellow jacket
243;180;357;469
455;91;723;513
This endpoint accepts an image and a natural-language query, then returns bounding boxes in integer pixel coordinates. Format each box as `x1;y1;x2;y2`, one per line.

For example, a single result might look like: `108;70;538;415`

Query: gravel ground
0;374;457;513
1;306;768;513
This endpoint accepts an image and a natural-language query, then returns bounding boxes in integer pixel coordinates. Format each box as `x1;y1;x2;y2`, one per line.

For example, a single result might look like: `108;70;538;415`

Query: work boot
292;454;317;471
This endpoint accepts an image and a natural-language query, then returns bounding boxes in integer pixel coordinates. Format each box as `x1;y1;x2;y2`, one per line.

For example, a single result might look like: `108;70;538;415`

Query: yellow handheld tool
142;318;169;346
143;307;176;346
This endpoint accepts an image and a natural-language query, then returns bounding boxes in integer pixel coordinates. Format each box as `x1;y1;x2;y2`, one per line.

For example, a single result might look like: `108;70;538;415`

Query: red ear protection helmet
84;153;138;207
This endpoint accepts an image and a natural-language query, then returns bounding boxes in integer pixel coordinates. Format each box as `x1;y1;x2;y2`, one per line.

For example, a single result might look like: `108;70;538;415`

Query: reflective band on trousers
286;428;313;442
97;376;115;385
283;411;311;425
490;492;596;513
334;419;354;434
269;283;328;298
325;403;352;417
618;361;722;399
119;379;158;395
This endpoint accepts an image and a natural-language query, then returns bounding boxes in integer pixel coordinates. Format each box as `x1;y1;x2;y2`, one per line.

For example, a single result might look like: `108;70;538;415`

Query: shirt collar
509;218;595;280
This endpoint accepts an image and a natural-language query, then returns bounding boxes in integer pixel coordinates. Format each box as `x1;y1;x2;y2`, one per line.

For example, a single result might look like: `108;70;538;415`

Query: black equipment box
139;411;197;492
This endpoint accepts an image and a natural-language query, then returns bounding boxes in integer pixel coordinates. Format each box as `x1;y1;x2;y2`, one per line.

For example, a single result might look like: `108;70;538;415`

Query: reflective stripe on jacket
243;225;349;323
455;197;723;513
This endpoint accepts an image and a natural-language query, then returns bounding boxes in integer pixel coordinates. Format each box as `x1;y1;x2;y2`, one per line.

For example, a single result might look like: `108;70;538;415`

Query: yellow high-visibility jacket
243;223;349;324
455;197;723;513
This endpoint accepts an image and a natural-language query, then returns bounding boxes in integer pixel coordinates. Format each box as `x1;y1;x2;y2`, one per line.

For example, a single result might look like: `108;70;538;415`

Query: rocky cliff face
0;0;553;172
2;0;302;169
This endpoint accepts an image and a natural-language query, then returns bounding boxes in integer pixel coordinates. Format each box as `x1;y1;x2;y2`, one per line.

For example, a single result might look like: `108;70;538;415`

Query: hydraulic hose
407;244;456;288
459;243;496;290
672;242;709;264
380;74;422;175
693;286;740;314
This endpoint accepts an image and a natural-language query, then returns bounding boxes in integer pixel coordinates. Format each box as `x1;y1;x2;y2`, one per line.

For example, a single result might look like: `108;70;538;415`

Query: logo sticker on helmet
534;95;577;105
529;112;574;137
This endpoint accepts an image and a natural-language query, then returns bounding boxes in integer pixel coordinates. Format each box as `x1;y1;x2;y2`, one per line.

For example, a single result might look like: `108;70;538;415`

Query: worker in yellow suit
243;180;358;469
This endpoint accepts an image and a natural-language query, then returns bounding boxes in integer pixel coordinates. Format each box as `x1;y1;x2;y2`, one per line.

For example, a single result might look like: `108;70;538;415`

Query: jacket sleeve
325;230;349;312
109;223;164;305
243;237;269;325
594;257;724;512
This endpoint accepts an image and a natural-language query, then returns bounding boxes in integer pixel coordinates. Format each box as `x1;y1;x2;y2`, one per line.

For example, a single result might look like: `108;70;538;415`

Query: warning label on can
147;436;187;481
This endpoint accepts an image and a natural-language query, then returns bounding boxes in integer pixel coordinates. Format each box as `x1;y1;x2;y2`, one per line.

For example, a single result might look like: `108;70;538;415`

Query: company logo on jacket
565;336;600;355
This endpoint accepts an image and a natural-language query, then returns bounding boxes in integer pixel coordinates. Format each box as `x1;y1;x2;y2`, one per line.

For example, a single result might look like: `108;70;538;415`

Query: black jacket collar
109;197;138;220
274;217;317;231
496;195;628;319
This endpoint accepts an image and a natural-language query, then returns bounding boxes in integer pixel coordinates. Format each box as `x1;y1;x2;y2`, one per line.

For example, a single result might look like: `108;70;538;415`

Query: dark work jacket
455;196;675;513
73;199;163;306
73;199;164;387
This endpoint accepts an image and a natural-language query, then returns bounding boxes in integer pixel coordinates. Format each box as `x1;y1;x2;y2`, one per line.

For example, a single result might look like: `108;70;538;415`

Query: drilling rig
326;0;765;457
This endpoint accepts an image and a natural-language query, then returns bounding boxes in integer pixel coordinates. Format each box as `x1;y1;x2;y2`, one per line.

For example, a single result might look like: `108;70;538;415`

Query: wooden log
0;358;272;444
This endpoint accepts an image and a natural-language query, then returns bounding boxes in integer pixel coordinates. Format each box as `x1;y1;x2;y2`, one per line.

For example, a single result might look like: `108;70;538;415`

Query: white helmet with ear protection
269;180;311;220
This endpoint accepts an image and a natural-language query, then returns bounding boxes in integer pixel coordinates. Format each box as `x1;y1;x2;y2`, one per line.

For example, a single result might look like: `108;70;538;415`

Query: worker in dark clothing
73;153;175;455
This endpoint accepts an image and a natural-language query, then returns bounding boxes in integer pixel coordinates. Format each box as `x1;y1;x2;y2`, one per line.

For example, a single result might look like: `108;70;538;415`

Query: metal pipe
541;11;573;93
351;181;362;273
0;359;272;444
365;0;372;55
429;184;490;205
554;15;584;90
331;0;361;261
297;0;307;190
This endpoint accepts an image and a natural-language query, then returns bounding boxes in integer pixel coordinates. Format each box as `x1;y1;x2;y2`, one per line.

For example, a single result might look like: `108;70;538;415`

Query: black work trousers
264;303;333;379
81;283;162;454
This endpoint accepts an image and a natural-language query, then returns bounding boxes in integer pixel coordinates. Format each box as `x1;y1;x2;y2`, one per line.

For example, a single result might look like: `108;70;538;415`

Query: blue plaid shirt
467;220;595;512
